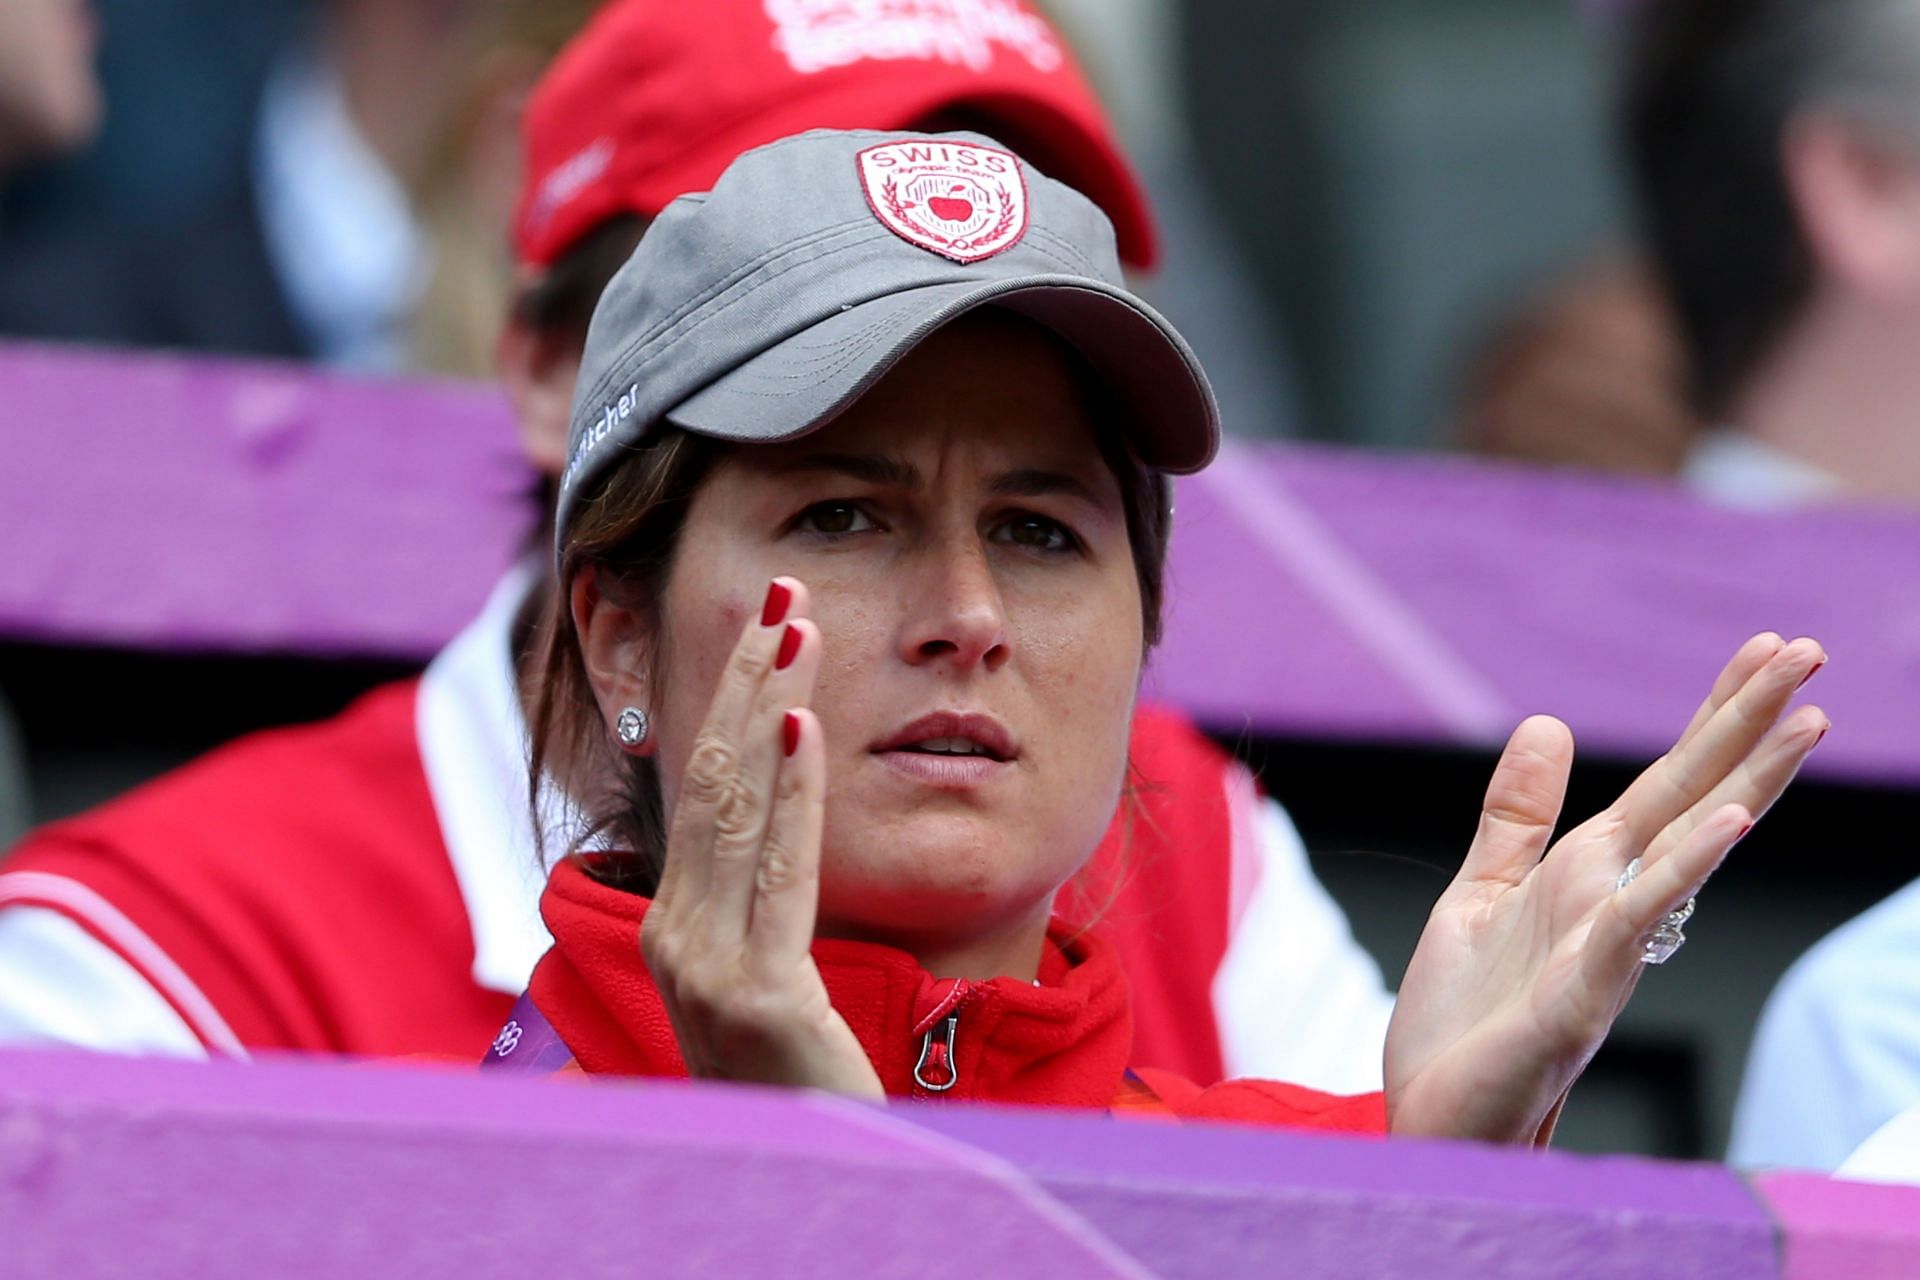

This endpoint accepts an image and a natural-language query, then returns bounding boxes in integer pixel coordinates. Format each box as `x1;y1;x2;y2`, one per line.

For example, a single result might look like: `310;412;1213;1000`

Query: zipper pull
913;1013;960;1093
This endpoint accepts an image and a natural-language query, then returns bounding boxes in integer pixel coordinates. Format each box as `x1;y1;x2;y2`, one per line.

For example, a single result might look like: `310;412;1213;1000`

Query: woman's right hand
639;577;883;1100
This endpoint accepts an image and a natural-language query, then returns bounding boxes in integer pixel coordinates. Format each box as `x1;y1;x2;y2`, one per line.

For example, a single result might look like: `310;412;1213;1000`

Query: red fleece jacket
527;859;1387;1130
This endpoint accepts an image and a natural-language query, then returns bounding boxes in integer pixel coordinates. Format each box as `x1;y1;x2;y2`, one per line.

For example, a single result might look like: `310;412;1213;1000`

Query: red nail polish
761;580;792;628
1798;659;1827;690
783;711;801;757
775;623;802;670
1736;822;1754;843
1813;724;1830;748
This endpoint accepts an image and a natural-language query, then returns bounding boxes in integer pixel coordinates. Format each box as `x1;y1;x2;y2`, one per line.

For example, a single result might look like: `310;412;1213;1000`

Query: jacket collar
530;859;1134;1108
416;562;574;995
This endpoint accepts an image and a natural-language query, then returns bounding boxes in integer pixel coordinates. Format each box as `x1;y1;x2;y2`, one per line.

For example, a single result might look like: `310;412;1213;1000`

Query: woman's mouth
872;713;1018;787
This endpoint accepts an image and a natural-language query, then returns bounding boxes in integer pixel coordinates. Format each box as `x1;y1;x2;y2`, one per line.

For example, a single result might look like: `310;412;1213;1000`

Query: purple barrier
1148;441;1920;786
2;342;533;658
1753;1173;1920;1280
0;1048;1792;1279
6;340;1917;783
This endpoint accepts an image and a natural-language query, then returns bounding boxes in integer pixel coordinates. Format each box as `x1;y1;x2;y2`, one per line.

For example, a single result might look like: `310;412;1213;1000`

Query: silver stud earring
614;707;650;749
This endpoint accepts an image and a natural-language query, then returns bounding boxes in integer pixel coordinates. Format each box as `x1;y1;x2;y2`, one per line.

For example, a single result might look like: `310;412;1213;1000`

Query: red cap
514;0;1156;270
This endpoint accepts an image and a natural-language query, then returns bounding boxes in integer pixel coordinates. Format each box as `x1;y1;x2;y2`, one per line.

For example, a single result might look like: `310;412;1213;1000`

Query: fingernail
761;580;792;628
775;623;802;670
1813;723;1830;749
1736;822;1754;843
1798;659;1827;690
783;711;801;757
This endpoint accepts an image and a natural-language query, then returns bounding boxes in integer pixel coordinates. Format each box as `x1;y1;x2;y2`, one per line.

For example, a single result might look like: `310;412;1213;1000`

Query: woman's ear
1784;115;1920;304
571;565;655;753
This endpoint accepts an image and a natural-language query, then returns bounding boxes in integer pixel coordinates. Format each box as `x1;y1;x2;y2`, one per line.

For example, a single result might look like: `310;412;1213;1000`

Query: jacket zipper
913;1012;961;1093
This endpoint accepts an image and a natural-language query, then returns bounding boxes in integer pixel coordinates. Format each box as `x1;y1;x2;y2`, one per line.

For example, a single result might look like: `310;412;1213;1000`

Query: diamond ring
1615;857;1695;965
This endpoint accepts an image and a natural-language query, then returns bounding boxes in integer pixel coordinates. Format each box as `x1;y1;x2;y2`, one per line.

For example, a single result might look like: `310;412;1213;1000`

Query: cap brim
664;276;1219;474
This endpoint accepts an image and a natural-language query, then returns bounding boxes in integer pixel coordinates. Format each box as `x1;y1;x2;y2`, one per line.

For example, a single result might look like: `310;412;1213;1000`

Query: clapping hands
1385;634;1828;1143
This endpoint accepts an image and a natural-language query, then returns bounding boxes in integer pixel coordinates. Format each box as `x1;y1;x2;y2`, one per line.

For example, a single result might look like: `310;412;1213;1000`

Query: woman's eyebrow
782;452;920;487
990;468;1112;510
779;454;1111;510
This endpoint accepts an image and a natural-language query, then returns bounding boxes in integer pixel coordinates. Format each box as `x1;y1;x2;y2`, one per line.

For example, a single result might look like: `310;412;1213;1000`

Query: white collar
253;47;426;370
1683;428;1847;510
415;562;570;994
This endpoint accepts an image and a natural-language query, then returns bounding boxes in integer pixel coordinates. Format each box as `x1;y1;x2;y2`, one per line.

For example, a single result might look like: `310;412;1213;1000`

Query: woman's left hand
1384;633;1829;1144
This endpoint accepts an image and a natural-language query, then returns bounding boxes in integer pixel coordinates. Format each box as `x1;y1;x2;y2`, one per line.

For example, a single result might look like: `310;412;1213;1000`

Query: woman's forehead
738;314;1117;481
725;416;1119;510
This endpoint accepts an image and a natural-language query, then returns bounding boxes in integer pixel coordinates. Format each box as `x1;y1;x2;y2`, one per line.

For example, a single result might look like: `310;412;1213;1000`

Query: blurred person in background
405;3;601;378
1462;0;1920;508
1454;254;1702;477
1606;0;1920;1172
0;0;102;176
0;0;1394;1093
1626;0;1920;507
0;0;102;846
0;0;479;367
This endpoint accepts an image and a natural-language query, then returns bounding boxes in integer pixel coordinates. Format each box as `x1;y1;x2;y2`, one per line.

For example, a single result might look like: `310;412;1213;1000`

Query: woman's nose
898;541;1010;673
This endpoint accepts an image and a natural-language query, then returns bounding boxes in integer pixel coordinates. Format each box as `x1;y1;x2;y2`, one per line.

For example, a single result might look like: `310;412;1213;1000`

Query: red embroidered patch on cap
857;140;1029;264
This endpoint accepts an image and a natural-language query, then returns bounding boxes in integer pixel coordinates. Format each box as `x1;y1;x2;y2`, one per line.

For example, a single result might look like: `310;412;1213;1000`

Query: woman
496;128;1828;1139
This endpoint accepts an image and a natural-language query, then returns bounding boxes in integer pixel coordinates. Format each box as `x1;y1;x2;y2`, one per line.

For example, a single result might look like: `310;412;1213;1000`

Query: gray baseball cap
557;128;1219;549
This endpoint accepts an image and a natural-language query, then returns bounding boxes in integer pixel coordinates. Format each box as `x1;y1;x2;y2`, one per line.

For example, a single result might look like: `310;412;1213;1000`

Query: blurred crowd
3;0;1920;1185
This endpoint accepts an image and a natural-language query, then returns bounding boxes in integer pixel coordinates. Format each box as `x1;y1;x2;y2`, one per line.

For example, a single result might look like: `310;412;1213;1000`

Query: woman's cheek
653;593;758;809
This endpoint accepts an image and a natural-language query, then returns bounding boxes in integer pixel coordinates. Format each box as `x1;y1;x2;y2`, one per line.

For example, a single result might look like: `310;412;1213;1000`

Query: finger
1458;715;1574;887
1584;802;1749;996
1611;637;1824;851
748;706;828;970
664;576;805;910
1642;704;1828;868
1674;633;1784;749
705;613;823;929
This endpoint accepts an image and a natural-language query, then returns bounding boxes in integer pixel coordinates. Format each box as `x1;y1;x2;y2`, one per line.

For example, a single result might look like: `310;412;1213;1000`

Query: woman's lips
869;710;1019;789
872;711;1018;760
873;748;1013;788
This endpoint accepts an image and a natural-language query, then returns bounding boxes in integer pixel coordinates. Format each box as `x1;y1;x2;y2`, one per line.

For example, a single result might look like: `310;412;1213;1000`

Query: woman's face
651;313;1144;960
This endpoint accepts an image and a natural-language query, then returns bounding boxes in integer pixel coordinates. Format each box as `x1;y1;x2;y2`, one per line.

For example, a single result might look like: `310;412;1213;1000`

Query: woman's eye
796;501;876;535
995;514;1077;552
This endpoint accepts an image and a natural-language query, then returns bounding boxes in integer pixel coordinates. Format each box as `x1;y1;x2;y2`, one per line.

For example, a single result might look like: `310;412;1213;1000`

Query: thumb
1458;715;1574;887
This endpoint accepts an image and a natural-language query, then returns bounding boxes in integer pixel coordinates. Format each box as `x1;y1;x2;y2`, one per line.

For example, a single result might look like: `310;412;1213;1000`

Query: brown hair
528;316;1175;897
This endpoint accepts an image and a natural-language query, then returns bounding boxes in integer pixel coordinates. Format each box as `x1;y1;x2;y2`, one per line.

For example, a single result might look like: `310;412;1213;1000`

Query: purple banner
4;340;1915;783
0;1047;1813;1279
1;341;532;658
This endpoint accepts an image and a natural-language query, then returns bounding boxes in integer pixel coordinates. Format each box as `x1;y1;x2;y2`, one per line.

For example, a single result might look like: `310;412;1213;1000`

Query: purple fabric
4;341;1915;782
0;1048;1152;1279
1149;441;1920;785
1753;1173;1920;1280
477;993;574;1074
1;342;531;658
0;1047;1788;1279
902;1104;1777;1279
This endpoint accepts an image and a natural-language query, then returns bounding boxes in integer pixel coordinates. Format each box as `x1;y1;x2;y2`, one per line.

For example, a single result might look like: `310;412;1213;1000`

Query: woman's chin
816;818;1077;941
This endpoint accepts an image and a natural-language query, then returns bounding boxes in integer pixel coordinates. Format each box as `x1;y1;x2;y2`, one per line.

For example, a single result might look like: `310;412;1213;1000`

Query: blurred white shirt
1729;878;1920;1172
1838;1104;1920;1187
254;47;425;371
1684;428;1846;510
